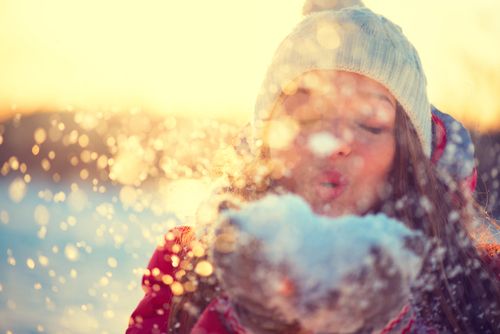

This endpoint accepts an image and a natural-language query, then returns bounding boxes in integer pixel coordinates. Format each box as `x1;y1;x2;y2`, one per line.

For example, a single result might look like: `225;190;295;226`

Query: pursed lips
315;169;348;201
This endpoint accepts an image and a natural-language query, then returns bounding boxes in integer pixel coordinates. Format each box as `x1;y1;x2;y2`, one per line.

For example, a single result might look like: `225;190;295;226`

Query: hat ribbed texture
254;7;432;156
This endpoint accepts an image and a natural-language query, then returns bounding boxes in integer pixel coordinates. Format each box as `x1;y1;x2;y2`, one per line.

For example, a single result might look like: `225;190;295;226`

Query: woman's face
266;70;397;217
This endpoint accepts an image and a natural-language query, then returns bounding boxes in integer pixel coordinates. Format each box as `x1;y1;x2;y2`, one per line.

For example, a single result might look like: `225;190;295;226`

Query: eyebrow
366;92;396;108
280;87;311;106
292;87;311;96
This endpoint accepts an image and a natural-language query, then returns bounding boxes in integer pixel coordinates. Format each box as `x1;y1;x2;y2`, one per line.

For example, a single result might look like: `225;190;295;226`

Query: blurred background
0;0;499;333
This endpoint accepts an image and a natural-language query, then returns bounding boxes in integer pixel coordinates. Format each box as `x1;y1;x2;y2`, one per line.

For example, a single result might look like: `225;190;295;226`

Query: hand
211;218;303;333
211;194;427;333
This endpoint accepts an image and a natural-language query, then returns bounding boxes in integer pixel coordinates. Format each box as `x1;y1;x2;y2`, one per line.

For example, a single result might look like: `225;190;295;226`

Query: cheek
270;134;316;166
269;145;313;183
355;136;395;181
270;145;305;168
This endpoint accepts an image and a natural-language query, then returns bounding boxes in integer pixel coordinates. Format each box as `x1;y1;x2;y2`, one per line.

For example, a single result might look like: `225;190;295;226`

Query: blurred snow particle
447;265;463;279
191;240;205;258
68;187;88;212
80;150;92;164
80;169;89;180
53;191;66;203
60;221;69;231
69;269;78;279
448;210;460;222
119;186;138;208
266;118;299;150
491;168;499;179
8;177;27;203
97;155;109;170
103;309;115;319
41;158;51;171
194;260;213;277
99;276;110;287
38;189;53;202
26;258;36;270
160;178;214;223
37;226;48;239
419;196;433;213
67;216;77;226
109;152;145;185
307;131;341;157
7;248;16;266
34;205;50;226
9;156;19;170
78;134;90;148
170;281;184;296
64;244;80;262
34;127;47;144
8;255;16;266
0;210;9;224
52;173;61;183
316;21;341;50
96;203;114;220
107;257;118;269
38;255;49;267
45;296;55;311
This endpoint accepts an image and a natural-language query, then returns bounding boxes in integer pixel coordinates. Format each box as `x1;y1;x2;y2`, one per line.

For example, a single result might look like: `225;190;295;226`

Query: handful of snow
212;194;426;333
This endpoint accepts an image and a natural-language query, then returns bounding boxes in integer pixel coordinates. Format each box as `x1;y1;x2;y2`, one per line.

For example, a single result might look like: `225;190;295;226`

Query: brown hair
377;106;500;332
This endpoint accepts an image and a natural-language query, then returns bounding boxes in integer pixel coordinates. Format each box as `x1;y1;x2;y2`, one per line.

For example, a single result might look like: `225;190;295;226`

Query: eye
358;123;384;135
299;118;322;128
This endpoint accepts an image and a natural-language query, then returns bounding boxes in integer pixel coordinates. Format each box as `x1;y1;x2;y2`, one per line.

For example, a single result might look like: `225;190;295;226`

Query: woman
126;1;499;333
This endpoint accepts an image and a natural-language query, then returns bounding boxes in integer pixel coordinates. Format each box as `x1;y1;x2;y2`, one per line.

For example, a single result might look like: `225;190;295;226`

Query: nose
328;135;352;158
305;124;352;159
303;119;353;158
327;122;352;158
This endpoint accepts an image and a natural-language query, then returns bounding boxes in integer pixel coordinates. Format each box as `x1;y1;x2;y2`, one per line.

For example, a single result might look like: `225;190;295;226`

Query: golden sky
0;0;499;131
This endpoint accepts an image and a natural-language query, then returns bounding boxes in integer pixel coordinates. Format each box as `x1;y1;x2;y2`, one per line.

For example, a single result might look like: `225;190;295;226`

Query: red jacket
125;226;240;334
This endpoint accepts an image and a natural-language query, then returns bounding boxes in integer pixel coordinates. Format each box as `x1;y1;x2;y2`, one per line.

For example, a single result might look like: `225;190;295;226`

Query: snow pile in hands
213;194;426;333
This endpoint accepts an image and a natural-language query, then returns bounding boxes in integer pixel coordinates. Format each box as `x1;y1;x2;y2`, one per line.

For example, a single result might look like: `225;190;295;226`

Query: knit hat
254;0;432;156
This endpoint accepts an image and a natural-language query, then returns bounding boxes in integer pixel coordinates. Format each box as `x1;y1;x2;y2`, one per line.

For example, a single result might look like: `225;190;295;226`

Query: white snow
219;194;425;332
307;131;341;157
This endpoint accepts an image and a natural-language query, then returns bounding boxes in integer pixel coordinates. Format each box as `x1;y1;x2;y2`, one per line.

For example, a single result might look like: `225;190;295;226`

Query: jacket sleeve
125;226;194;334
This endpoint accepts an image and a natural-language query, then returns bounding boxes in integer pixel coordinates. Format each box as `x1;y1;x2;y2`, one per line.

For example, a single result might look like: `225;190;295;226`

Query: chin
312;202;349;218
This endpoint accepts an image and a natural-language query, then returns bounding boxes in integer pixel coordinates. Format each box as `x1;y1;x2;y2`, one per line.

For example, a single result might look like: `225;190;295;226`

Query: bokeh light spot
8;177;27;203
170;282;184;296
107;257;118;268
34;128;47;144
64;244;80;261
194;261;213;277
34;205;50;226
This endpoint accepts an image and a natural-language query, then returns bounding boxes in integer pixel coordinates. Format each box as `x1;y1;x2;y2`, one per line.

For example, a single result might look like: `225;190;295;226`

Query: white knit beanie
254;0;432;156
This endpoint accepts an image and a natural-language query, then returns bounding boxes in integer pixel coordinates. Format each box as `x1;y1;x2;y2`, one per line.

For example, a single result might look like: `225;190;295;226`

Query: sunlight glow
0;0;499;130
